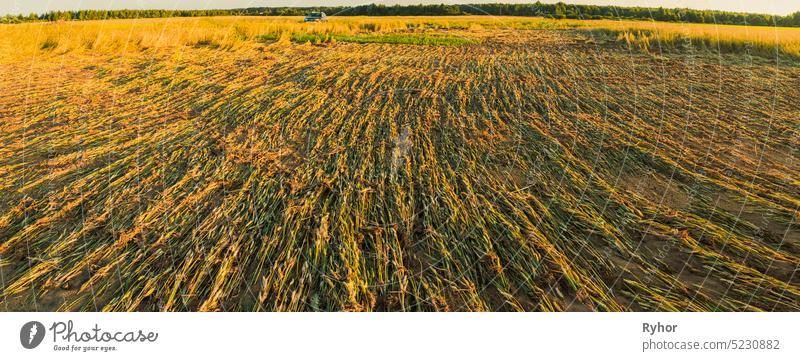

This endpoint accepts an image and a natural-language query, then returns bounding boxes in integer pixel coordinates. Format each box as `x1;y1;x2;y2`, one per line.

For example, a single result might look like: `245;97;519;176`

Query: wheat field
0;16;798;311
3;16;800;59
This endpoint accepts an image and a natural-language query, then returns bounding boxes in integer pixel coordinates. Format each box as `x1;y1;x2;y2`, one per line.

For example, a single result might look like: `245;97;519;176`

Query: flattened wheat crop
0;17;798;311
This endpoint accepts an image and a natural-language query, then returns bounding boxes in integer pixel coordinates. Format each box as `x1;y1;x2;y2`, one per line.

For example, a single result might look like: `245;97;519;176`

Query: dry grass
576;19;800;59
2;16;800;59
0;16;798;311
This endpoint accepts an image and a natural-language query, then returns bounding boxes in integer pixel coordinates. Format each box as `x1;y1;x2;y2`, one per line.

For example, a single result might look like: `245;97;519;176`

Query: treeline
3;2;800;28
0;9;237;23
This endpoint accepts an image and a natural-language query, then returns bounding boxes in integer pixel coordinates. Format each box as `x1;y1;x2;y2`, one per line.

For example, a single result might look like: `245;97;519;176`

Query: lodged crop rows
0;18;798;311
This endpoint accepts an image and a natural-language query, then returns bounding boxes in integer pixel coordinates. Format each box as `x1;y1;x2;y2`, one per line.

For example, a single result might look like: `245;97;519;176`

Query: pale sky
3;1;799;17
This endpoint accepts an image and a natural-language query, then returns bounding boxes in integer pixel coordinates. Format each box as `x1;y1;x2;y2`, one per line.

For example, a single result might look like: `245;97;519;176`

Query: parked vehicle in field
304;12;327;22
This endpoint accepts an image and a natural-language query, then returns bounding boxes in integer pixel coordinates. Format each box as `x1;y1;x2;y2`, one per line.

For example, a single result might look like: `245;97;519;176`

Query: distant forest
3;2;800;27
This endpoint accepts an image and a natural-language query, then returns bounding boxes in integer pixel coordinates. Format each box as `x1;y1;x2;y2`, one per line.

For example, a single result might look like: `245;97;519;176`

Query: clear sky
3;1;799;17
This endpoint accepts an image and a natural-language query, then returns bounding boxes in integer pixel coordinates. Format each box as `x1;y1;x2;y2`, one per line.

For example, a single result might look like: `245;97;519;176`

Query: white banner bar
1;312;797;360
